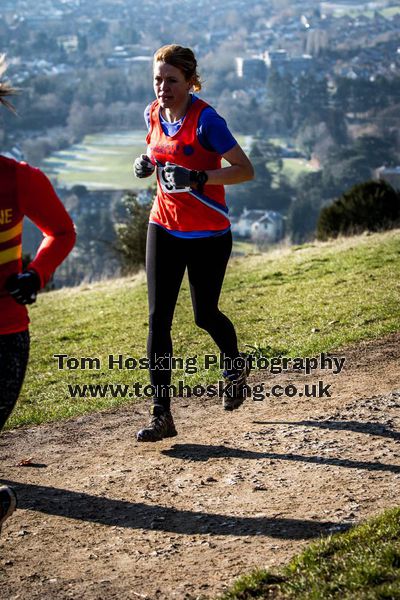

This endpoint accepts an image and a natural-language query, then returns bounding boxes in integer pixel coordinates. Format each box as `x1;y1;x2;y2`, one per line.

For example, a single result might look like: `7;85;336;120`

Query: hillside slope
8;228;400;429
0;230;399;599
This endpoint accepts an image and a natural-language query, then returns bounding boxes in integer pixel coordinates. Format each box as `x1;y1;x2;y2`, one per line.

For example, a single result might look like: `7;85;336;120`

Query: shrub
114;193;151;273
317;179;400;240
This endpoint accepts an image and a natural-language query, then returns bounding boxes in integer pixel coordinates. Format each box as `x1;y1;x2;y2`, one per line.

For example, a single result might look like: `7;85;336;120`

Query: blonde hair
154;45;202;91
0;54;17;113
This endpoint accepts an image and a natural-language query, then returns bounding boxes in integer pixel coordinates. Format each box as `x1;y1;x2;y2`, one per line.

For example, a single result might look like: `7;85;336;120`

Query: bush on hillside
317;179;400;240
287;192;322;244
114;193;151;273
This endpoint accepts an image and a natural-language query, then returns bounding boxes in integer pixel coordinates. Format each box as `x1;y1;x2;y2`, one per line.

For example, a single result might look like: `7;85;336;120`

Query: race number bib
157;165;191;194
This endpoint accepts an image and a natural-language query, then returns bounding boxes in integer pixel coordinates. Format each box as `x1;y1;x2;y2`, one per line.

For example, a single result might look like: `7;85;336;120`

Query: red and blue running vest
146;98;230;232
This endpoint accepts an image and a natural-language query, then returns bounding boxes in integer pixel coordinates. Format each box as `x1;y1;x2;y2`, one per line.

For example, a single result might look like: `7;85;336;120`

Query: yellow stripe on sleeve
0;244;22;266
0;220;23;243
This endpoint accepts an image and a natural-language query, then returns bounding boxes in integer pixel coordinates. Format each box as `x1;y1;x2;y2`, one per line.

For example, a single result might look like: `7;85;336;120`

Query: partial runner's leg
0;329;29;531
0;330;30;431
138;225;185;442
187;231;251;410
187;230;240;364
0;486;17;533
146;224;187;410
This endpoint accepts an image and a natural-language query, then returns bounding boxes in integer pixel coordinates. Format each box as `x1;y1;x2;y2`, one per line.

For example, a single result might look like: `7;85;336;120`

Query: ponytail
0;55;17;113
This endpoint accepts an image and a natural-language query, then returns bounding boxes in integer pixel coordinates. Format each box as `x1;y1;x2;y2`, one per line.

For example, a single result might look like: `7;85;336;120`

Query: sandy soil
1;333;399;600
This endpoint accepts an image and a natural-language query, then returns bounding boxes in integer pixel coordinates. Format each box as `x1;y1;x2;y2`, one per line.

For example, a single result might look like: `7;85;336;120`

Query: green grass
232;240;260;255
244;136;317;183
219;506;400;599
348;6;400;19
323;1;400;19
7;228;400;429
42;131;148;190
42;131;253;190
281;158;319;183
267;137;290;146
380;6;400;18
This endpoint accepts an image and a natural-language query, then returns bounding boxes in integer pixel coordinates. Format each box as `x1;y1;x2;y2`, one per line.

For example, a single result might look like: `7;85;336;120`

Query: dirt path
1;333;399;600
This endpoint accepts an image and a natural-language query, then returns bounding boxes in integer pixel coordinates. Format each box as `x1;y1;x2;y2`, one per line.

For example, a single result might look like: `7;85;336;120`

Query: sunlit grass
6;228;400;429
42;131;254;190
220;506;400;600
43;131;148;190
322;1;400;19
281;157;319;183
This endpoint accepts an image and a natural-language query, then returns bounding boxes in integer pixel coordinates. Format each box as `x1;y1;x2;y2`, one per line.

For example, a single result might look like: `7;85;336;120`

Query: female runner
134;44;254;442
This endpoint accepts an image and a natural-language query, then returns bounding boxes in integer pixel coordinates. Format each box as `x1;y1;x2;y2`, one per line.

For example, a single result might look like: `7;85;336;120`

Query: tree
325;108;348;146
323;146;364;192
333;77;355;114
353;135;396;169
77;34;88;54
253;138;283;179
238;143;273;211
322;135;397;197
267;176;294;213
114;193;152;273
288;171;325;243
266;68;295;131
231;142;294;213
297;74;329;121
296;116;342;161
333;78;390;117
287;191;322;244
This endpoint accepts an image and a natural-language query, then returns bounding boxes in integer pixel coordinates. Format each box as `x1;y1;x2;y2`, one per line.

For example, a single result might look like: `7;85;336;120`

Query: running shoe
136;404;178;442
0;485;17;533
222;352;252;411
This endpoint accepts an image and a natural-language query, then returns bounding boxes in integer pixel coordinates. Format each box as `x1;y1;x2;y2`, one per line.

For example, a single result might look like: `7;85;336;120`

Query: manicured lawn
42;131;254;190
281;157;319;183
43;131;148;190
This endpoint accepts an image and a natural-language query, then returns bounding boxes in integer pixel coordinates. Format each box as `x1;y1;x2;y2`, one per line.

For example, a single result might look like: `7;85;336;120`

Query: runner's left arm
197;107;253;185
204;143;254;185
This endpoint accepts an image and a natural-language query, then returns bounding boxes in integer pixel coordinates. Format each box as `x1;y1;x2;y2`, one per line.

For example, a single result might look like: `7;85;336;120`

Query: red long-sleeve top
0;156;76;334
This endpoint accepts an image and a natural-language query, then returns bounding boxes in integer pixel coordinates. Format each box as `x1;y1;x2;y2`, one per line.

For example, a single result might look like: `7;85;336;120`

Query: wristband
189;170;208;193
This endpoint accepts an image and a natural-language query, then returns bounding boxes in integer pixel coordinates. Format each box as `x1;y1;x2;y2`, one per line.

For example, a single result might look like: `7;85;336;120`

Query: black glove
133;154;155;178
164;162;191;188
164;162;208;191
5;270;41;305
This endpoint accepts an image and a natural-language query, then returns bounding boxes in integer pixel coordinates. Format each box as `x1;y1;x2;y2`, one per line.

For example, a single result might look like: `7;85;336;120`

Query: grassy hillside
8;228;400;429
220;506;400;600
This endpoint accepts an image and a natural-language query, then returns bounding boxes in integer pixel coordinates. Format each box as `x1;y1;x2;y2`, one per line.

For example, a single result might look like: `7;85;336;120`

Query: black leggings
146;224;240;408
0;330;30;431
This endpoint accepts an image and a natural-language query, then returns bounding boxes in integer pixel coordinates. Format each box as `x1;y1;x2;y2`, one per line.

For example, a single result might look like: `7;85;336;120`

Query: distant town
2;0;399;86
1;0;399;284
